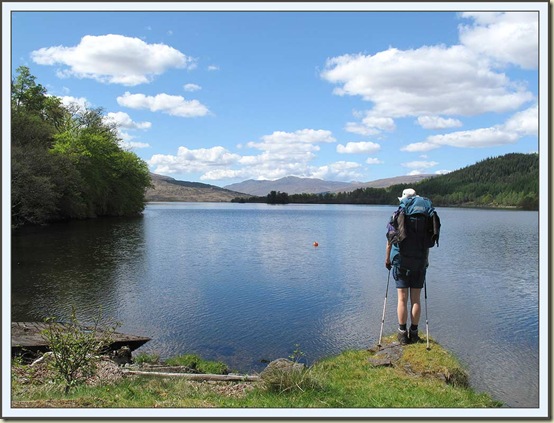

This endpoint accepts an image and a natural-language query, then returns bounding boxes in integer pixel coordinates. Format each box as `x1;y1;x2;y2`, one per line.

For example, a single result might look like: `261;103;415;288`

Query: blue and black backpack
394;196;441;272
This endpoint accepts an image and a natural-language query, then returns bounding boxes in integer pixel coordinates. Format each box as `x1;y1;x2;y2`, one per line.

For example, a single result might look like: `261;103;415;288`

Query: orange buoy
313;241;319;247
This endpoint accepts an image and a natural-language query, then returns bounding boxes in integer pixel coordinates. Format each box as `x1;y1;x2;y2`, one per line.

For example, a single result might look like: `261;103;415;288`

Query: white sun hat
398;188;417;201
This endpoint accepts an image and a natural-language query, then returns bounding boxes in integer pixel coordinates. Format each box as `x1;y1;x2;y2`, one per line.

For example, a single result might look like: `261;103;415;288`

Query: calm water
11;203;539;408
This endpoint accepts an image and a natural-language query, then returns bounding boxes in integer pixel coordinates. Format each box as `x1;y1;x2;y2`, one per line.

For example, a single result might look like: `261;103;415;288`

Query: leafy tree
11;67;152;227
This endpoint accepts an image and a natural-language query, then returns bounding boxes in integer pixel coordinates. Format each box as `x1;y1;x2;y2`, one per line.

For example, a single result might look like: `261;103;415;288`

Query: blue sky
7;3;544;187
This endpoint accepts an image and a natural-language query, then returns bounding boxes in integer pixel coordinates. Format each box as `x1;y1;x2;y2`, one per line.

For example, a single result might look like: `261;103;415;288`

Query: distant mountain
224;174;435;196
224;176;355;196
332;174;435;192
145;173;251;202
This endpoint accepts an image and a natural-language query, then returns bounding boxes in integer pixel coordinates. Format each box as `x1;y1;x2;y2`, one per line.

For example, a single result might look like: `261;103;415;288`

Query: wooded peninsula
11;67;151;229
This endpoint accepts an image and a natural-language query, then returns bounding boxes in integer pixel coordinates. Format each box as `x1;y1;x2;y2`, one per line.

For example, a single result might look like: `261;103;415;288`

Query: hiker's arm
385;241;392;270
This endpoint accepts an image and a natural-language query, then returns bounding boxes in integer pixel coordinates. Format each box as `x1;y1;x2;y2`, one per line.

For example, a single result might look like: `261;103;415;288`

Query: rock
368;342;404;367
261;358;305;377
110;346;132;366
259;358;306;389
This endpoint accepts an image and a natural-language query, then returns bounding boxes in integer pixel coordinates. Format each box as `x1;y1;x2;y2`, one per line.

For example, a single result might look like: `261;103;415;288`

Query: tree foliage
11;66;152;228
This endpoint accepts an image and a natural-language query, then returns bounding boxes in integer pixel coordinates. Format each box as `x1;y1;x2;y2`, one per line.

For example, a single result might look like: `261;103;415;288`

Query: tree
11;67;152;227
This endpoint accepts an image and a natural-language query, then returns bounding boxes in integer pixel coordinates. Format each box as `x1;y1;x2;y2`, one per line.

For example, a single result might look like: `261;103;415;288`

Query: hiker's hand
385;260;392;270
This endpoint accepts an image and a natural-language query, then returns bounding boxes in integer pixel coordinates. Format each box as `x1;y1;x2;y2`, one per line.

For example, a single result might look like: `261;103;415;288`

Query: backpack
392;196;441;272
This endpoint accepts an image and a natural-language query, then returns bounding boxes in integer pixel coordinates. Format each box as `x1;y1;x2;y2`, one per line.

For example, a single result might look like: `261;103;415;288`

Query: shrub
133;352;161;365
40;306;120;394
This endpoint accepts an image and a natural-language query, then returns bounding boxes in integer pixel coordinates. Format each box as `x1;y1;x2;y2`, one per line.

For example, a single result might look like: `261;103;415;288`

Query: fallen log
122;369;260;382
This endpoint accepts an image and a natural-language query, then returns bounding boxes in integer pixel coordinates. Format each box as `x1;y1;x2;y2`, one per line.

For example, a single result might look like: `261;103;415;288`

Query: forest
11;67;152;229
233;153;539;210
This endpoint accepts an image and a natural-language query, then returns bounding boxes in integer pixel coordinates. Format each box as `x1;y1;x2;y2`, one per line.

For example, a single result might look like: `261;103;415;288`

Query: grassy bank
12;336;501;409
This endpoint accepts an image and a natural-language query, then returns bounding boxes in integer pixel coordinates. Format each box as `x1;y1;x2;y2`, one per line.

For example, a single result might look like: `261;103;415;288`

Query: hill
333;174;435;192
224;174;434;196
401;153;539;209
145;173;251;202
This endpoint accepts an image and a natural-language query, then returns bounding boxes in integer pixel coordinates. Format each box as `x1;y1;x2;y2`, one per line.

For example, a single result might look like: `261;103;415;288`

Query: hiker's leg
410;288;422;326
397;288;409;326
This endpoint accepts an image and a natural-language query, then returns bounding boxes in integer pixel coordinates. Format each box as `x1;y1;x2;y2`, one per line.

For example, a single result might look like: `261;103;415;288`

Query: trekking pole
377;269;391;350
424;276;430;351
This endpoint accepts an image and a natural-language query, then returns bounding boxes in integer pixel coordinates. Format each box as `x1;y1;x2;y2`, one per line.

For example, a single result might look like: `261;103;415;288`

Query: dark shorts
393;265;426;289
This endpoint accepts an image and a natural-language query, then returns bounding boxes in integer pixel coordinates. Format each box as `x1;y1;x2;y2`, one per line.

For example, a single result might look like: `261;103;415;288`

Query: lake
11;203;540;408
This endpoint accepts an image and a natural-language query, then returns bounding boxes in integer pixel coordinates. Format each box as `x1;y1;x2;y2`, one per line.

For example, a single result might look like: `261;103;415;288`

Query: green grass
12;339;502;409
164;353;229;374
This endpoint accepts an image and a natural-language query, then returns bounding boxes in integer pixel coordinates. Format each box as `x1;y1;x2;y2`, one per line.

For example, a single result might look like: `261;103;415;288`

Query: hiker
385;188;440;345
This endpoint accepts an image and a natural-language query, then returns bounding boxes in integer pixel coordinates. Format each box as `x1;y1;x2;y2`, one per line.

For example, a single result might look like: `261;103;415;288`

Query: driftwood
122;369;260;382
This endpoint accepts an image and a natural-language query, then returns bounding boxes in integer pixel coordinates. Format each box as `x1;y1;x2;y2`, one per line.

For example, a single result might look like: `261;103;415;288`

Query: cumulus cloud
104;111;151;130
417;115;463;130
31;34;194;86
117;92;210;117
402;105;537;152
148;128;366;182
149;146;242;175
336;141;380;154
57;95;88;111
120;140;151;149
321;45;533;118
401;161;439;169
247;129;335;156
366;158;383;165
459;12;538;69
183;83;202;92
345;113;396;136
311;161;363;181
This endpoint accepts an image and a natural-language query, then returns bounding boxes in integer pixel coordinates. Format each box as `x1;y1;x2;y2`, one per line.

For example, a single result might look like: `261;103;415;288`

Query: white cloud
321;45;533;118
148;128;366;182
345;113;396;136
311;161;363;181
366;157;383;165
149;146;241;175
104;111;151;130
336;141;380;154
402;105;537;152
417;115;463;130
247;129;335;155
401;161;438;169
31;34;194;86
183;83;202;92
207;65;219;71
459;12;538;69
119;140;151;149
502;104;538;136
117;92;210;117
56;95;88;111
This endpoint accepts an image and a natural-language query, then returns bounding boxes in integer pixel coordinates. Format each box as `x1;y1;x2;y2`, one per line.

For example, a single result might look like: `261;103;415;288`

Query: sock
399;324;407;331
410;324;418;332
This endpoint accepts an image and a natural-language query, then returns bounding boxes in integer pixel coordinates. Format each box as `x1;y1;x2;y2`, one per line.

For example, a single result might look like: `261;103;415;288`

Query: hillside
334;174;435;192
399;153;539;209
224;174;434;196
145;173;251;202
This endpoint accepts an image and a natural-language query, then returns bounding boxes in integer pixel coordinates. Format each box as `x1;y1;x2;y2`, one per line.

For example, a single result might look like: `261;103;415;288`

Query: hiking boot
397;329;409;345
409;329;420;343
